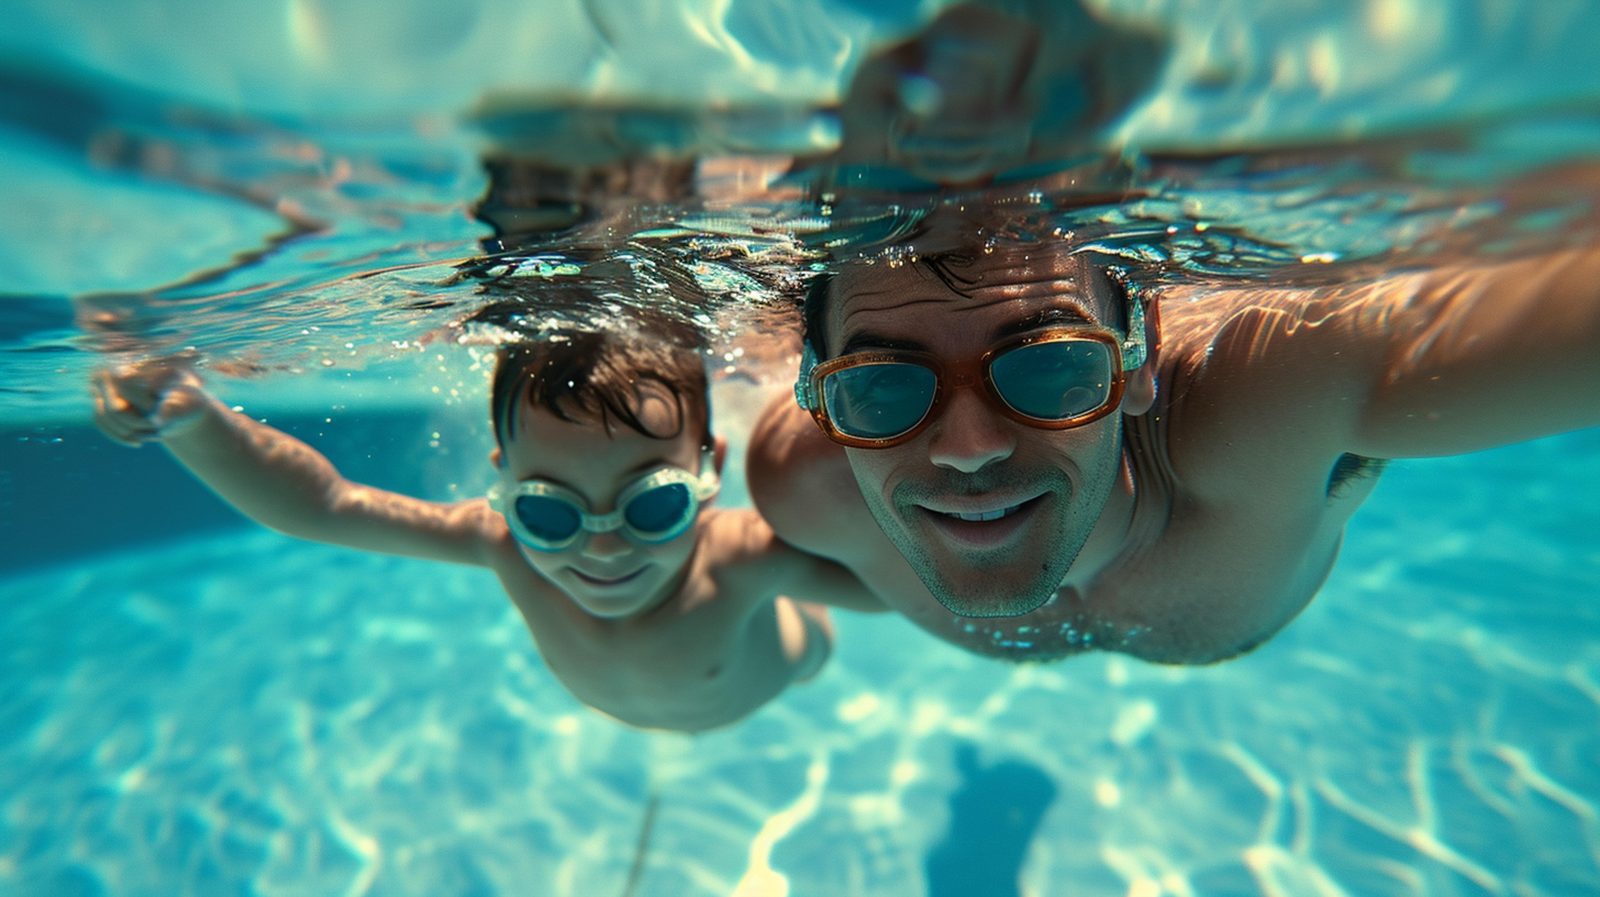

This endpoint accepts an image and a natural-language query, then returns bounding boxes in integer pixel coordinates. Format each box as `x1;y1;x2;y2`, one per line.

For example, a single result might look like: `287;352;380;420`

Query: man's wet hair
801;271;838;359
800;250;1131;359
470;296;712;450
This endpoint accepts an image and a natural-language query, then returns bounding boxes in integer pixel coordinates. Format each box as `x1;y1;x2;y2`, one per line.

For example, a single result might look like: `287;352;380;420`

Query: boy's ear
713;434;728;475
489;447;503;469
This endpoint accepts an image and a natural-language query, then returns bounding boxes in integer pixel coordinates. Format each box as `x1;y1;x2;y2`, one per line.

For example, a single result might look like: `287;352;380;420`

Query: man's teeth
943;504;1022;522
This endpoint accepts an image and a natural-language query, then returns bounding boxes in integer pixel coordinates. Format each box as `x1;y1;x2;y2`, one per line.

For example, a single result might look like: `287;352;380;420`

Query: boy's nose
580;528;632;561
927;384;1015;473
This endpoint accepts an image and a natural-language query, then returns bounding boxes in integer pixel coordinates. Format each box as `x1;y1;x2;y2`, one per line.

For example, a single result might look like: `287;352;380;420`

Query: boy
92;308;880;732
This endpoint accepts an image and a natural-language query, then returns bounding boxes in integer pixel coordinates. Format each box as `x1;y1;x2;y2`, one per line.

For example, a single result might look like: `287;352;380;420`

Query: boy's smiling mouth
569;567;648;588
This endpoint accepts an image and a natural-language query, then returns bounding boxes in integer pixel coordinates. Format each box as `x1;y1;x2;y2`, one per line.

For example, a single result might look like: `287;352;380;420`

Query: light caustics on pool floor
2;431;1598;897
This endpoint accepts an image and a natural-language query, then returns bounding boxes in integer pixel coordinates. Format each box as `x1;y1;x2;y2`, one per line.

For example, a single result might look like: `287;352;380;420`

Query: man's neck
1057;447;1142;592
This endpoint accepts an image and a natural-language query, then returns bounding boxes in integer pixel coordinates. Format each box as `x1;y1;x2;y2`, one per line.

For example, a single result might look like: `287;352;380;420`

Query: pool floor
3;431;1598;897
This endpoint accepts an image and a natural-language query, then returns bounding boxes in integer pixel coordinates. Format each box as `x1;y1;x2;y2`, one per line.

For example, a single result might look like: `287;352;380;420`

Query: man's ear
713;434;728;475
1122;362;1157;416
489;447;503;469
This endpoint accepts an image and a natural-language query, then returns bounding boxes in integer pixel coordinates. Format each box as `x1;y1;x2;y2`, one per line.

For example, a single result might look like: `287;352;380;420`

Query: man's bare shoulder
696;507;887;612
1153;282;1393;505
745;392;884;562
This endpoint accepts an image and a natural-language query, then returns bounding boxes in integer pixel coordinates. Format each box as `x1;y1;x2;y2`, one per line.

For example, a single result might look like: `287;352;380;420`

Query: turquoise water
4;1;1600;895
6;431;1599;895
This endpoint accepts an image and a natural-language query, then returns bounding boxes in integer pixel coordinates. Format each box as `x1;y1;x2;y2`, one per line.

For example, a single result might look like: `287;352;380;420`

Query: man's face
825;250;1125;617
497;387;706;618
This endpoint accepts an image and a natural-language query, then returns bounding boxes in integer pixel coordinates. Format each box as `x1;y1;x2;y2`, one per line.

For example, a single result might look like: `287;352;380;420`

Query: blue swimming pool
3;2;1600;895
5;424;1598;895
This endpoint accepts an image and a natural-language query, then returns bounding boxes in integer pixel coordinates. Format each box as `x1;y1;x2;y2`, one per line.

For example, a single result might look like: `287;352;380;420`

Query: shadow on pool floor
925;742;1058;897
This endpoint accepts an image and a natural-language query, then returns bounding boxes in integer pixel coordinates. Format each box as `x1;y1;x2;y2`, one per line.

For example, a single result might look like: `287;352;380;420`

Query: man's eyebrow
834;290;949;356
838;330;928;355
989;303;1097;341
839;304;1098;355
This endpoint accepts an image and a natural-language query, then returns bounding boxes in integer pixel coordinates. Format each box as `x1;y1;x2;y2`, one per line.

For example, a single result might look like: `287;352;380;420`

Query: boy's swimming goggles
489;449;720;551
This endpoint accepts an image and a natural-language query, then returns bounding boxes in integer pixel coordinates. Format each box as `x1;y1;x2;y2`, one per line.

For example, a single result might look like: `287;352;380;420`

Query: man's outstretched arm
1348;246;1600;458
1155;235;1600;513
93;360;498;566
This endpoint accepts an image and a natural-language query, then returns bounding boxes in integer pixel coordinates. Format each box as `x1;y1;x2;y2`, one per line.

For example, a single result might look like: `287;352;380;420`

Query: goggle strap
686;450;721;503
794;341;820;410
1107;266;1148;371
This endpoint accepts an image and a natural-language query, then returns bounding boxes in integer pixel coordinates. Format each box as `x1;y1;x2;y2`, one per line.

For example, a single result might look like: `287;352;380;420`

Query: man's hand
91;359;212;447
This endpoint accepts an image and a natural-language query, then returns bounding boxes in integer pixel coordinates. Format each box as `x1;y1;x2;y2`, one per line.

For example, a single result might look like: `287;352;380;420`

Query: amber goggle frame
798;328;1135;448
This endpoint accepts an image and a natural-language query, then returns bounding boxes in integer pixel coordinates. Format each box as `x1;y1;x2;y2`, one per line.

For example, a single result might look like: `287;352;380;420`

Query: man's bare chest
879;488;1365;664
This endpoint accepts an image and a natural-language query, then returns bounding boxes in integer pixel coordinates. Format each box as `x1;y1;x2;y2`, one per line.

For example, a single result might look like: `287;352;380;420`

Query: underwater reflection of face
496;391;706;619
825;252;1127;617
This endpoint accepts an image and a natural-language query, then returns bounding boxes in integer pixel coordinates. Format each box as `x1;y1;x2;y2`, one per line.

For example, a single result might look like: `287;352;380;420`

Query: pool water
4;1;1600;895
5;423;1598;896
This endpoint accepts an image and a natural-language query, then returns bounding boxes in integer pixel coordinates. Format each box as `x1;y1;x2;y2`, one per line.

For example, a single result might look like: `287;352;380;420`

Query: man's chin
882;511;1076;617
901;511;1074;618
923;573;1057;618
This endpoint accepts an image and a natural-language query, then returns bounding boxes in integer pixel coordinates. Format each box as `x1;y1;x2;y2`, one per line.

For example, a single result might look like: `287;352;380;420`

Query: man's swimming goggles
488;449;720;551
795;282;1150;449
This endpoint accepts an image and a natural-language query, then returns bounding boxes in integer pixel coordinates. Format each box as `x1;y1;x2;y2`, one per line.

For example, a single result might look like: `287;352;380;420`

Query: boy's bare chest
495;566;758;726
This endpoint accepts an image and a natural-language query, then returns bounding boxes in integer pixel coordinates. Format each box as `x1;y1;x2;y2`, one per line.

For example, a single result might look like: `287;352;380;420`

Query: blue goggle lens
822;363;937;439
623;483;694;540
513;495;584;544
990;340;1114;420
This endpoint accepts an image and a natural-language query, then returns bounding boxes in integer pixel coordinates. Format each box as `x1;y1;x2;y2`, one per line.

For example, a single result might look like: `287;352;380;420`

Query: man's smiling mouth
937;503;1028;523
917;494;1048;547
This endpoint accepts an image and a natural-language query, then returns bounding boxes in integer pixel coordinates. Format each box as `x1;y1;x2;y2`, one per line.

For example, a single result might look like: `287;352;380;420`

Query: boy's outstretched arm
93;359;498;566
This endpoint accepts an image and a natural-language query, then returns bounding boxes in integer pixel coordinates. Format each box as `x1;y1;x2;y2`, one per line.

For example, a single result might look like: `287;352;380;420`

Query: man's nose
927;384;1015;473
580;528;632;561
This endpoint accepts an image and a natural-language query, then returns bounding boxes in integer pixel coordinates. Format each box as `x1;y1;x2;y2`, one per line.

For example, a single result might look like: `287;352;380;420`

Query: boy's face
497;386;709;618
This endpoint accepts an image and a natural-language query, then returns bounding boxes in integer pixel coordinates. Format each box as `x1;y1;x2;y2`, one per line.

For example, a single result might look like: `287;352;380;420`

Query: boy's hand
92;359;211;446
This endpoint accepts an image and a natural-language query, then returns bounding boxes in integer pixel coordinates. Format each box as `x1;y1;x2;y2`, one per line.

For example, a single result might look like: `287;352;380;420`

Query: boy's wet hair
472;298;712;450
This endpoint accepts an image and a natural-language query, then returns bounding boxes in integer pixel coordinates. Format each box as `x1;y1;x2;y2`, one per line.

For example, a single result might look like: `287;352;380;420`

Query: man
748;215;1600;664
